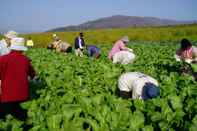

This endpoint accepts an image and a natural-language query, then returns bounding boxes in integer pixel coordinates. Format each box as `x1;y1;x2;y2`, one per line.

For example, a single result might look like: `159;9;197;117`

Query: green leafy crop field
0;42;197;131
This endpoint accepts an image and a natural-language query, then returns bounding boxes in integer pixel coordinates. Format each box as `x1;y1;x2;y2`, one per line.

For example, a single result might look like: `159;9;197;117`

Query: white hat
10;37;27;51
4;31;18;39
121;36;129;43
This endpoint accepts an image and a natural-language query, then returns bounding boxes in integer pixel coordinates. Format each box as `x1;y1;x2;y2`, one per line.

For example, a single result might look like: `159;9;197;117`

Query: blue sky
0;0;197;33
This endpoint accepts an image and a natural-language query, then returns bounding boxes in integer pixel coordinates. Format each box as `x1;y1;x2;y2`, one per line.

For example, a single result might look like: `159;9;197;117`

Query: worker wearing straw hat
0;31;18;56
108;36;135;64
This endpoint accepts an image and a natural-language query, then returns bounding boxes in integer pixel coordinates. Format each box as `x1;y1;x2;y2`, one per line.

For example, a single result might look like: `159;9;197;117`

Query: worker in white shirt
0;31;18;56
118;72;160;100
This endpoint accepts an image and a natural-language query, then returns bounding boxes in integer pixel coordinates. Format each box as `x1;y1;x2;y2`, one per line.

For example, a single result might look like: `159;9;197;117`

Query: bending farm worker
47;34;59;50
26;37;34;48
87;45;101;59
0;31;18;56
175;38;197;64
0;37;36;121
174;39;197;80
108;36;135;64
52;34;61;49
74;32;86;57
51;34;72;54
52;34;59;42
118;72;160;100
56;41;72;54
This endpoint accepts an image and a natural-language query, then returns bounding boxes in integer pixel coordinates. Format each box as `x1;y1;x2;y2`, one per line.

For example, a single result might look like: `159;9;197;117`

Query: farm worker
0;37;36;121
118;72;160;100
56;41;72;54
0;31;18;56
51;34;72;54
52;34;59;42
174;39;197;80
74;32;85;57
175;38;197;64
52;34;61;48
26;37;34;48
108;36;135;64
47;33;60;50
87;45;100;59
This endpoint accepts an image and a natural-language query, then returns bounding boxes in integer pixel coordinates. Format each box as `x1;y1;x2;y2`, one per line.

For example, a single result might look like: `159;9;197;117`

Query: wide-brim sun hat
10;37;27;51
4;31;18;39
121;36;129;43
143;83;160;99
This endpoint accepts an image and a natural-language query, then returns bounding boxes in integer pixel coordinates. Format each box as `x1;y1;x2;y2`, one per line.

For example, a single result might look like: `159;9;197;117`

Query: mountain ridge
47;15;197;32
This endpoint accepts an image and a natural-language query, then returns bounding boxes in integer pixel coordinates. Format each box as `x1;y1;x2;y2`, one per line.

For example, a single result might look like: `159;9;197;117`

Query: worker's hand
127;48;133;52
33;76;39;81
174;55;181;62
185;59;192;64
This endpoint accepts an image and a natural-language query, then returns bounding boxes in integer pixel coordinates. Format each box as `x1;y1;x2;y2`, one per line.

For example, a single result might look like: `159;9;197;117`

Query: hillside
47;15;196;32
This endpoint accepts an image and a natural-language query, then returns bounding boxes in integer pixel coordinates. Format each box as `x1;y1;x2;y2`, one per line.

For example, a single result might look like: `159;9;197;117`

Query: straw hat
121;36;129;43
4;31;18;39
53;34;57;38
10;37;27;51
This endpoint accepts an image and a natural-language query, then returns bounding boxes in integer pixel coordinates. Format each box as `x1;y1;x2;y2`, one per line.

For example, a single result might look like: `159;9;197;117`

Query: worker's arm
28;61;36;80
0;80;1;95
192;46;197;62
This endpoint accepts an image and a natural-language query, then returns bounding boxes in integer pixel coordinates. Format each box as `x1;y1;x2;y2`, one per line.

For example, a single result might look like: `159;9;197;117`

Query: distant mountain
47;15;197;32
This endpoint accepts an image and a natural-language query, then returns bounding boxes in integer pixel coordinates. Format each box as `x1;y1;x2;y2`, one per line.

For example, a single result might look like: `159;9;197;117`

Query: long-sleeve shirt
87;45;100;57
0;51;36;103
74;37;85;49
118;72;158;99
108;40;127;60
176;46;197;60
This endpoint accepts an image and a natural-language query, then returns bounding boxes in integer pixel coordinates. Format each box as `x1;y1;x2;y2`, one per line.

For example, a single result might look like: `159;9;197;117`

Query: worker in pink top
108;36;135;64
175;38;197;64
174;38;197;81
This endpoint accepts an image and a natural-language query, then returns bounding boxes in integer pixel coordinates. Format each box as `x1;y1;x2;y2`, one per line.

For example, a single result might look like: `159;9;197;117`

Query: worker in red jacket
0;37;36;121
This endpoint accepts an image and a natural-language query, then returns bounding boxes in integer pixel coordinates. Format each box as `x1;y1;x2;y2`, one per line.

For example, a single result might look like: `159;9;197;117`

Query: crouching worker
108;36;135;64
175;38;197;64
174;39;197;80
118;72;160;100
47;34;58;50
87;45;100;59
51;34;72;54
0;37;36;121
56;41;72;54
